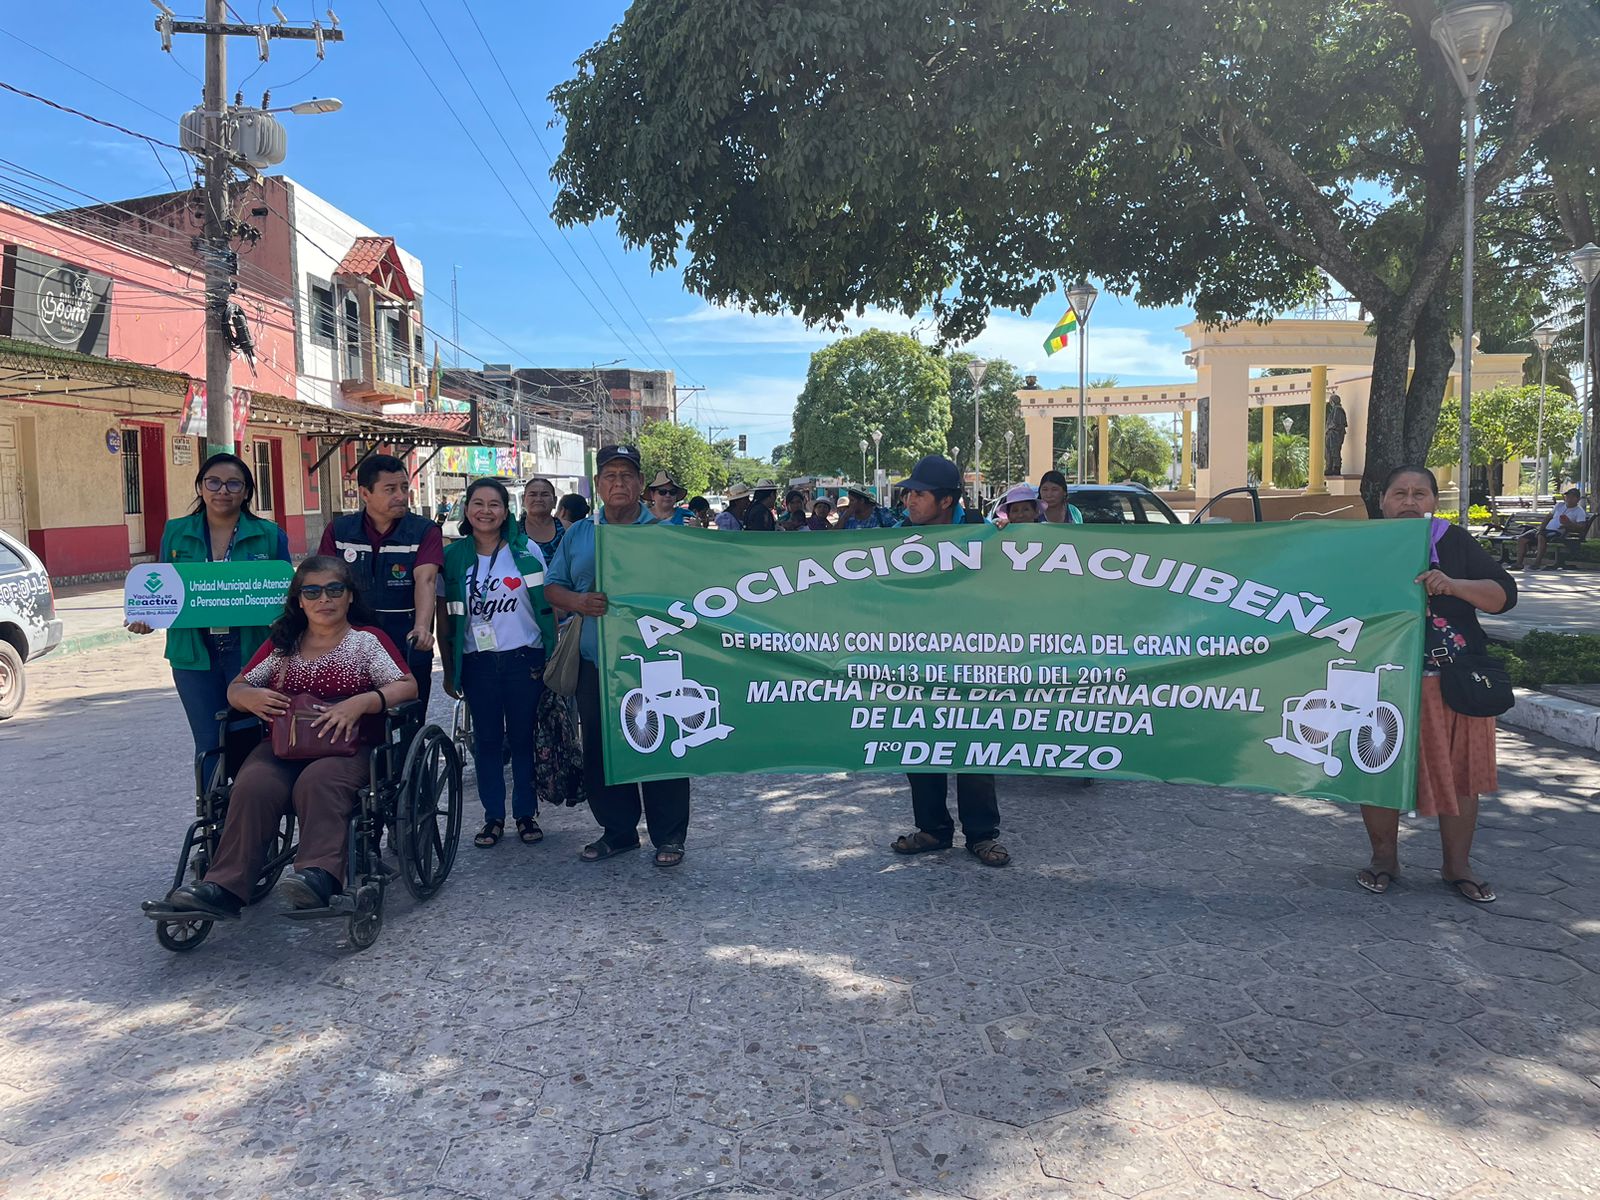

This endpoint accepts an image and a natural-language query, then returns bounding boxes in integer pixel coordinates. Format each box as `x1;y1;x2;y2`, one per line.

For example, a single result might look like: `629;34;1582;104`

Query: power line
452;0;704;391
0;80;186;151
373;1;666;380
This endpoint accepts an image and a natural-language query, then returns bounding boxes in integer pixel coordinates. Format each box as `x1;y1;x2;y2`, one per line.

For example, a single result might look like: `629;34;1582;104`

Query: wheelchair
141;701;463;952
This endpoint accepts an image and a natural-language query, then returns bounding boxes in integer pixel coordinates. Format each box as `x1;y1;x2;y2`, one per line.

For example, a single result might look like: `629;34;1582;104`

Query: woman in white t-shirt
440;478;560;847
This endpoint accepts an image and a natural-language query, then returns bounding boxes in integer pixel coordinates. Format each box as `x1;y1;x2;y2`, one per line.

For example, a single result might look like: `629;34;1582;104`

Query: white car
0;528;62;719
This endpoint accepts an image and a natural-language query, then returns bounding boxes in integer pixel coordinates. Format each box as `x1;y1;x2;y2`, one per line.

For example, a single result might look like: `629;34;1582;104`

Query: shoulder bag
1425;518;1514;718
269;652;360;759
544;615;584;698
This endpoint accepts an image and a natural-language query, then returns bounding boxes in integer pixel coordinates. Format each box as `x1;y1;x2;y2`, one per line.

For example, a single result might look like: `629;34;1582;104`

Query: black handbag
1429;644;1515;718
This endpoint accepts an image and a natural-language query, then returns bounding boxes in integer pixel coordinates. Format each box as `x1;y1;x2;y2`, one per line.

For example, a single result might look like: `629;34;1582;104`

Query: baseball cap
896;454;961;492
596;444;642;471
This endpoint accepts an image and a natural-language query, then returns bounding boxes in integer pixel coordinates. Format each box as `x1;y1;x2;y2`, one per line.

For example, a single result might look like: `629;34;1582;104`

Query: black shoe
278;867;341;910
166;881;243;919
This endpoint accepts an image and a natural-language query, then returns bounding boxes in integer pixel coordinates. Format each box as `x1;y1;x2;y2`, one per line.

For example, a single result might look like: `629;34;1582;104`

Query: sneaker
278;867;341;910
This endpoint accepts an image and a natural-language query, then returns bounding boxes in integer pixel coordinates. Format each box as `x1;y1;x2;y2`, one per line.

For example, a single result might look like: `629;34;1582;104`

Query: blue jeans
460;645;544;822
172;633;244;764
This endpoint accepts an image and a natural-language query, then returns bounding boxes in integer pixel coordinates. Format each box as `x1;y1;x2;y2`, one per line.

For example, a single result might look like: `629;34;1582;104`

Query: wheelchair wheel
348;895;383;950
398;725;462;902
1352;702;1405;774
248;815;296;904
621;688;664;753
156;916;213;953
1287;693;1335;750
675;683;713;734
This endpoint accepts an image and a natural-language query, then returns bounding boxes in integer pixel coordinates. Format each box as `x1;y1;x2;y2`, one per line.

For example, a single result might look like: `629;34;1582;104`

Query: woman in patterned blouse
164;556;417;919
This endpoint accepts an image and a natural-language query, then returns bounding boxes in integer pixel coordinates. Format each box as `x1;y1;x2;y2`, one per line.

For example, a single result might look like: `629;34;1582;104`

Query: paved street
1;638;1598;1200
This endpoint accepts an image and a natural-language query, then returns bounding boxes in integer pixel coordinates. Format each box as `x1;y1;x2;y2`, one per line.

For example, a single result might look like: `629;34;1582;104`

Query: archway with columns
1015;317;1527;510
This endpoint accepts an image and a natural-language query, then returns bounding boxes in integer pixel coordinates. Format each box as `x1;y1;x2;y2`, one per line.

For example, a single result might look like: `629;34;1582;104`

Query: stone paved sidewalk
0;639;1597;1199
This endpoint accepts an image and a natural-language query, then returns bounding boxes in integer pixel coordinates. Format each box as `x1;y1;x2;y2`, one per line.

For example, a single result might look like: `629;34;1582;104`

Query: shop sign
172;437;195;467
1;245;113;355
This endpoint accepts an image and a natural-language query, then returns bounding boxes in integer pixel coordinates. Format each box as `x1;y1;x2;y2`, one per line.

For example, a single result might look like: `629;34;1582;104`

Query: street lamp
1067;283;1099;484
1004;428;1015;486
1432;0;1513;524
859;438;868;485
1529;325;1559;497
1572;242;1600;497
871;428;882;489
966;358;989;501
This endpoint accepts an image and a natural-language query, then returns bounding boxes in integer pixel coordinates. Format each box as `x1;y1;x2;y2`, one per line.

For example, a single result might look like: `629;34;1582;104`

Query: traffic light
738;434;747;453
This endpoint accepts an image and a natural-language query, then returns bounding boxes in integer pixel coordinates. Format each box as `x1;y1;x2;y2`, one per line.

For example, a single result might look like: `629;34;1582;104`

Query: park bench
1478;510;1596;569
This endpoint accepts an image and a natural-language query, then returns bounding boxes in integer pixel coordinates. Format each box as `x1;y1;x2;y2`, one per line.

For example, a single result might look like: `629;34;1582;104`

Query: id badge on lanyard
208;522;239;635
469;541;504;654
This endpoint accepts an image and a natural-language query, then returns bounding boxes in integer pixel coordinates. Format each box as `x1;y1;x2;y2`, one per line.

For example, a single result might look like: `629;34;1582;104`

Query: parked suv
0;529;62;719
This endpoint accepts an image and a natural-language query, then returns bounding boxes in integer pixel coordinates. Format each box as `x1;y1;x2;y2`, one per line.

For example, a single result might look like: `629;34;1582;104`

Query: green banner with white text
596;520;1430;809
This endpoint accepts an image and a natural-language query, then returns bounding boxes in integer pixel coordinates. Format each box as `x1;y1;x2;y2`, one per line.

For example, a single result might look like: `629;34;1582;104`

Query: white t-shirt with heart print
465;545;546;654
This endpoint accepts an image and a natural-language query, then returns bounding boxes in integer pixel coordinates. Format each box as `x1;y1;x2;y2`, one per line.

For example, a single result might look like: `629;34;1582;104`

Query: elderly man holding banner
887;454;1010;868
544;444;693;868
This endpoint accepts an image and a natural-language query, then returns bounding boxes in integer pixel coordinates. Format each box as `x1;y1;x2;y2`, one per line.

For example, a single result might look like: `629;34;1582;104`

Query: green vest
158;511;287;672
441;530;560;684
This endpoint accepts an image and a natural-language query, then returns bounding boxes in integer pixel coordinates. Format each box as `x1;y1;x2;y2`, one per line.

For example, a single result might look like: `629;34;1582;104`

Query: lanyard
466;541;506;621
205;520;239;563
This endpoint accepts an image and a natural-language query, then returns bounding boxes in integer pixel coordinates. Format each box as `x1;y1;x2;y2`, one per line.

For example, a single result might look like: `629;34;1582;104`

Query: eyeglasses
202;478;246;494
299;583;349;600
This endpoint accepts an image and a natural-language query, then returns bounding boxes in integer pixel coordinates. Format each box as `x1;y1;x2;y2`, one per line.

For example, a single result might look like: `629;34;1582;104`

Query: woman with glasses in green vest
126;452;291;760
439;477;559;848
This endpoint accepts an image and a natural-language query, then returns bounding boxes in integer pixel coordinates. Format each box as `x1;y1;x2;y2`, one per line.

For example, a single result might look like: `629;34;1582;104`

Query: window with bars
254;441;275;511
122;435;142;515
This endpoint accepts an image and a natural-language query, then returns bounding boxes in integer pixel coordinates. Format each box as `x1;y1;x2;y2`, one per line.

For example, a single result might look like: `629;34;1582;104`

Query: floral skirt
1416;674;1498;817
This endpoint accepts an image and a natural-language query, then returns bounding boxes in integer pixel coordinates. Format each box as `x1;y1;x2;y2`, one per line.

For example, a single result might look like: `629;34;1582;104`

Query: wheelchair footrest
280;893;357;922
141;900;239;922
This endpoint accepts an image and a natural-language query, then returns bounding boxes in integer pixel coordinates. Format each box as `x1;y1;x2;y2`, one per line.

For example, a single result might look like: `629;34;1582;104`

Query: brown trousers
205;741;369;901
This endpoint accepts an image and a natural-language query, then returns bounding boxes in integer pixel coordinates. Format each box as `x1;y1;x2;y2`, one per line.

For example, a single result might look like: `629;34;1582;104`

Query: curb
47;627;141;660
1498;687;1600;752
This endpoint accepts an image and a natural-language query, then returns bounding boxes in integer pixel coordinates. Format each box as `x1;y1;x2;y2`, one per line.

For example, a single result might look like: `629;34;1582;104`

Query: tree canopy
550;0;1600;511
1427;382;1581;471
636;420;718;496
788;330;950;477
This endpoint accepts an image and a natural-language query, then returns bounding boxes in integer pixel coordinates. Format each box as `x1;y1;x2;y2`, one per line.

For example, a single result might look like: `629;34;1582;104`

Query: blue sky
0;1;1198;458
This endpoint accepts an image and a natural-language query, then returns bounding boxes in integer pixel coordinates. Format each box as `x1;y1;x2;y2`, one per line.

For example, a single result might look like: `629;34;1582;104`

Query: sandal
969;839;1011;868
580;835;639;862
474;821;504;848
1356;868;1396;895
654;843;685;868
516;817;543;844
1445;877;1497;903
892;830;953;856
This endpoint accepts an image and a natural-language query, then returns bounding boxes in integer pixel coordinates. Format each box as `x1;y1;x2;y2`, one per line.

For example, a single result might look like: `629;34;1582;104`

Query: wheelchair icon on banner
618;650;735;759
1265;658;1406;778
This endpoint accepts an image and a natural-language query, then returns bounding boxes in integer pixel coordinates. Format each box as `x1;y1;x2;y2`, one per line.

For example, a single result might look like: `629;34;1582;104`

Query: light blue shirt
546;503;660;663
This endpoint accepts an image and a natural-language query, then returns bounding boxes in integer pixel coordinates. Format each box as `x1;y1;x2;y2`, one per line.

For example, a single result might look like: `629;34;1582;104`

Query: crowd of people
135;447;1515;921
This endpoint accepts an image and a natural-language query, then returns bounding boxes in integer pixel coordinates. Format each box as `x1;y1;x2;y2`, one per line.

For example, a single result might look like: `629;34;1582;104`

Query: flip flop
1356;868;1395;895
580;835;640;862
1444;877;1497;903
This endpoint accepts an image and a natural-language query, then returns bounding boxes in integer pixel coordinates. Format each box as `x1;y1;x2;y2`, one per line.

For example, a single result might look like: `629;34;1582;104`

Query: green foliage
1247;433;1311;490
1430;506;1495;525
946;354;1026;486
1108;417;1176;487
1427;384;1582;469
1489;632;1600;688
789;330;950;478
635;421;717;496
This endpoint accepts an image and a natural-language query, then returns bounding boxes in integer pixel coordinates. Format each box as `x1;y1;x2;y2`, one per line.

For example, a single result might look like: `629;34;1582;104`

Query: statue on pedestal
1325;392;1348;476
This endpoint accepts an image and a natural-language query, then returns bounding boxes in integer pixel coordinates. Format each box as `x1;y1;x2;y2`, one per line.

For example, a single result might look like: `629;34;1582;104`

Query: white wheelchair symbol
619;649;735;758
1265;659;1406;778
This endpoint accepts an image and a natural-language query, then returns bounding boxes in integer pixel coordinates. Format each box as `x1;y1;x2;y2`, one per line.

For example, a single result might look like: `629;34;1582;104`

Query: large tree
636;420;718;496
1427;381;1582;483
550;0;1600;512
788;330;950;477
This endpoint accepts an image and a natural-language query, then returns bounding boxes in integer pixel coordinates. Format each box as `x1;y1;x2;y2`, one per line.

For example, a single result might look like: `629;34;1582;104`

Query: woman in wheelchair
165;556;417;919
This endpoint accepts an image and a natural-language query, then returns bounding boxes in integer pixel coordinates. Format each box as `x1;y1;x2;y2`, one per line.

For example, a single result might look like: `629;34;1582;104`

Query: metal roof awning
0;334;193;418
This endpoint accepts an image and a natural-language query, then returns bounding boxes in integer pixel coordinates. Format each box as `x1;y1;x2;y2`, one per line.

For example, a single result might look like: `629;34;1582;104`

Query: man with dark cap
887;454;1009;867
840;483;896;530
544;444;692;867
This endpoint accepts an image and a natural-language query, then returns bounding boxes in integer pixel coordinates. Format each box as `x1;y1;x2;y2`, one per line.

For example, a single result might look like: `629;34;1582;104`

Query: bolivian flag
1043;308;1078;356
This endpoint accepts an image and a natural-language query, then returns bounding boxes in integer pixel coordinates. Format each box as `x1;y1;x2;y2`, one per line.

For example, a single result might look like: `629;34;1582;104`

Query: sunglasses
202;478;246;494
299;582;349;600
651;487;680;496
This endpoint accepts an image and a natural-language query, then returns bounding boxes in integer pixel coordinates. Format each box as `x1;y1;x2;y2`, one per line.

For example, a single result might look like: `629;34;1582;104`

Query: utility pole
155;0;344;454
